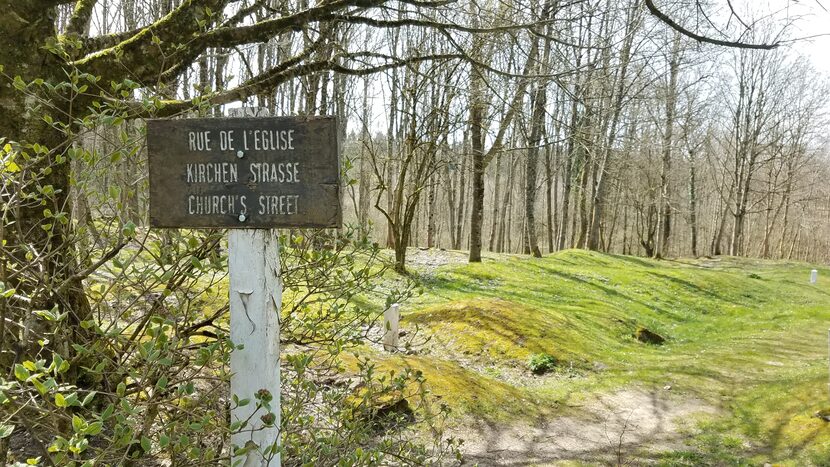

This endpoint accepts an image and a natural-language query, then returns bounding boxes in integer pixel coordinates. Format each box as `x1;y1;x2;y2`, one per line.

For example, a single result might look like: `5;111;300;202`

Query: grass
376;249;830;464
98;240;830;463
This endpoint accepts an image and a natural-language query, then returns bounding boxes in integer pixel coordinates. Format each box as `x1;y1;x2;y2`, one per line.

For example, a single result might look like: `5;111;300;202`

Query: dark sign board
147;116;341;229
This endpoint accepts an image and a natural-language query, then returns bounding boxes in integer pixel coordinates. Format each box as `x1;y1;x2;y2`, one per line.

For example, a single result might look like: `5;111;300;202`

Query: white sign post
383;303;400;352
229;230;281;466
228;107;281;466
812;269;819;284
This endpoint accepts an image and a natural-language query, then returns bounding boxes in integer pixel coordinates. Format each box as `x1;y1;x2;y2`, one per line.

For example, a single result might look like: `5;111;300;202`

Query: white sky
732;0;830;75
789;9;830;76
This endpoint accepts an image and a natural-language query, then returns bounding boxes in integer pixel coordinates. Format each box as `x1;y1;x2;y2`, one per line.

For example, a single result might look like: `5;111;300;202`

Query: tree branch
75;0;388;85
81;0;268;54
139;52;464;118
66;0;98;38
72;0;232;82
56;240;128;293
197;0;383;48
644;0;778;50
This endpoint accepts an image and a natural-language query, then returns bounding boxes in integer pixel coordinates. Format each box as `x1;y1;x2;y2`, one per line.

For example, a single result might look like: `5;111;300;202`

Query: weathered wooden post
147;110;341;466
383;303;400;351
227;107;280;467
812;269;819;284
229;229;281;464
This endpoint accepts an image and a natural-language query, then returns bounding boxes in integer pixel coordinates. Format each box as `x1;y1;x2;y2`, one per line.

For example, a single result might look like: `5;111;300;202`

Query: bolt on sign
147;116;341;229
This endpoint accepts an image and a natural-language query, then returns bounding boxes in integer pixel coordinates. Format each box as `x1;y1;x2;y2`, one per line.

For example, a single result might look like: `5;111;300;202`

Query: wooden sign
147;116;341;228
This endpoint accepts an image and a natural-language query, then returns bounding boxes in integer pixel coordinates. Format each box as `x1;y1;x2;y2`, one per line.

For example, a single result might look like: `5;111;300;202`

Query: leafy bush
527;353;558;375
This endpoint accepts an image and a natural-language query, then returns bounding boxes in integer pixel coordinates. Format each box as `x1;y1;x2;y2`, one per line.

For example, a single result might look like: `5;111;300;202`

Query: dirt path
456;388;718;466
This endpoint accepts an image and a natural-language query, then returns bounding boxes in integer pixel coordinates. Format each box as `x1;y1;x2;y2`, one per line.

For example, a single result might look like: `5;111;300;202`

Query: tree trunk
358;77;371;230
498;153;515;253
711;202;729;256
445;163;457;248
576;156;591;248
545;144;555;253
525;81;546;257
453;147;468;250
386;62;399;248
656;33;682;258
468;62;486;261
427;175;437;248
0;3;92;371
489;153;502;251
688;148;699;257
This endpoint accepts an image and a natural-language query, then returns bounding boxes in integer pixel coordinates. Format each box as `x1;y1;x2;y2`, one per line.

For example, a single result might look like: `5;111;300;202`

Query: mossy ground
126;245;830;463
367;250;830;464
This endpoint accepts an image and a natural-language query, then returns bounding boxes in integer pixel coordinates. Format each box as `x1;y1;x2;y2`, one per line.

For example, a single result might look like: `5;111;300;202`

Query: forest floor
369;248;830;466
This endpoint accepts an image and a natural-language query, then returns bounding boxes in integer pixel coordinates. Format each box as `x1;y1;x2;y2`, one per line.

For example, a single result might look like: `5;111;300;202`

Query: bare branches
644;0;779;50
725;0;751;31
134;50;464;118
318;13;557;36
201;0;383;48
41;0;77;5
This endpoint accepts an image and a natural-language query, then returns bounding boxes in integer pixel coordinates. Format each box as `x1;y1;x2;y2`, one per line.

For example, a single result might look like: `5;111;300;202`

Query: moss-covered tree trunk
0;2;92;370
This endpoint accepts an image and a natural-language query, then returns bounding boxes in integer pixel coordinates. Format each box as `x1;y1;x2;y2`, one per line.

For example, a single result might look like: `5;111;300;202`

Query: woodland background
65;0;830;274
2;0;829;464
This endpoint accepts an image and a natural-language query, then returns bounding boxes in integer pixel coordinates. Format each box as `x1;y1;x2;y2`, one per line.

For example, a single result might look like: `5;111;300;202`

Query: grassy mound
385;250;830;463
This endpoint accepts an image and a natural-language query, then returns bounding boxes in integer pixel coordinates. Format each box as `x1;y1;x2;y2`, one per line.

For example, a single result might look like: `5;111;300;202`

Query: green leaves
155;376;168;391
0;424;14;439
1;141;19;173
72;414;86;433
12;75;25;91
34;306;67;323
82;391;96;407
140;436;152;453
85;422;103;436
122;220;136;238
14;364;30;381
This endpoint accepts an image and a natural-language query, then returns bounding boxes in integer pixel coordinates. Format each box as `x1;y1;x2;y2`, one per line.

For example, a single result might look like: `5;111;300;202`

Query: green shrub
528;353;558;375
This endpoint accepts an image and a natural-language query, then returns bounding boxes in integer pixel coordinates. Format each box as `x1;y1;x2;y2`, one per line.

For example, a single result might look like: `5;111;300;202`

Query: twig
56;240;128;293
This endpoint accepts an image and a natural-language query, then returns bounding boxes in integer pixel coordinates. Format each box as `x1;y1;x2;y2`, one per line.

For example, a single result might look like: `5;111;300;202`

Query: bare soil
456;388;718;466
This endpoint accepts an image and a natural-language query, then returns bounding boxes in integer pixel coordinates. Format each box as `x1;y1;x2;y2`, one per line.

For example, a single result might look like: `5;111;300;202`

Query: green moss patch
409;299;567;365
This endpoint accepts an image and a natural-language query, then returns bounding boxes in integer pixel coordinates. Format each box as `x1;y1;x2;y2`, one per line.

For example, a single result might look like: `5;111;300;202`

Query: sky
789;9;830;76
732;0;830;75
